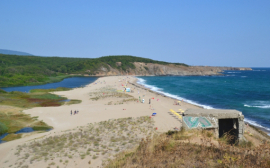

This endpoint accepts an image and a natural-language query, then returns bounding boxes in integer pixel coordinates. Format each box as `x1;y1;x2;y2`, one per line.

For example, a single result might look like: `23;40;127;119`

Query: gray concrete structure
182;109;245;142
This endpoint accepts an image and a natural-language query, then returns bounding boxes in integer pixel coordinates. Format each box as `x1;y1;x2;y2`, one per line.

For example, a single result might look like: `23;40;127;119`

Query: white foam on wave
227;72;241;74
244;118;270;132
241;76;247;78
137;77;270;132
244;104;270;109
244;101;270;109
136;77;213;109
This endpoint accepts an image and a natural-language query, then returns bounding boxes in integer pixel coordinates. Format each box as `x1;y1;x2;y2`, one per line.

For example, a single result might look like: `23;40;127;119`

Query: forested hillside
0;54;188;87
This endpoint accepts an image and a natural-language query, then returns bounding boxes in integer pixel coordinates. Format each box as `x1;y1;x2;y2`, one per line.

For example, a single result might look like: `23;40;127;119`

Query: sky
0;0;269;67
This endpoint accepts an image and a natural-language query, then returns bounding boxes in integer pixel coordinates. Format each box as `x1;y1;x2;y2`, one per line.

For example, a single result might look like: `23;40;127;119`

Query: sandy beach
0;76;201;168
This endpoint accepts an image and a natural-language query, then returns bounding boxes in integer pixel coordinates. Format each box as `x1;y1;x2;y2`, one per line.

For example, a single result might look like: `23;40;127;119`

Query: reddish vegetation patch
26;98;62;107
27;98;44;102
40;101;61;107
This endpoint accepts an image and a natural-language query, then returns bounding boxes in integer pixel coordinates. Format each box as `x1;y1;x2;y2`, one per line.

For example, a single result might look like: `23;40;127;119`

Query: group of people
70;110;79;115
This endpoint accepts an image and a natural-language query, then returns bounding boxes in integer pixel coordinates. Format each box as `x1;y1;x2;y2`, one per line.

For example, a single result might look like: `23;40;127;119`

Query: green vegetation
0;121;8;135
65;99;82;105
0;105;52;136
0;88;70;137
0;91;66;108
32;126;52;131
0;88;7;93
0;106;52;136
0;54;188;87
29;87;71;93
2;133;22;141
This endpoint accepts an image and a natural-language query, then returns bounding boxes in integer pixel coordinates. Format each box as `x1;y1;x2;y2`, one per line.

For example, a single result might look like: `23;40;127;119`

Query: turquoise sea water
1;76;98;93
137;68;270;132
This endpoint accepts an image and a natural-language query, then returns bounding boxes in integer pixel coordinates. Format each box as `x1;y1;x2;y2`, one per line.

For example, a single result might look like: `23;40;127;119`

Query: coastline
134;76;270;137
0;75;269;168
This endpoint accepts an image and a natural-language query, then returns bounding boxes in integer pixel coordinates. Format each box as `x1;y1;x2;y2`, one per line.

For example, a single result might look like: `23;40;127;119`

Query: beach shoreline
133;76;270;137
0;75;269;168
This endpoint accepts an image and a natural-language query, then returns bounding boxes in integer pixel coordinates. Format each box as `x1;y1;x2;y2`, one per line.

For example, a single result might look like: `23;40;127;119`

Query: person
149;98;151;104
71;110;72;115
142;99;145;103
74;110;76;115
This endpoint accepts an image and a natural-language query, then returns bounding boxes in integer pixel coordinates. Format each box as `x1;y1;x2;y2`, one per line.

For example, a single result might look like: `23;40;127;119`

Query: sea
137;68;270;133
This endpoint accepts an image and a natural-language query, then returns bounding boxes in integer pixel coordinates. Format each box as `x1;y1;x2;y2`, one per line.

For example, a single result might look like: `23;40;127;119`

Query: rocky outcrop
86;62;252;76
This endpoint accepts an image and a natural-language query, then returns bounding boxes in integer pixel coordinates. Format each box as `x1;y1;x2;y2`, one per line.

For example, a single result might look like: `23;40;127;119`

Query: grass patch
0;91;66;108
32;126;53;131
2;133;22;141
0;88;7;93
90;87;133;101
0;105;52;134
65;99;82;105
0;121;8;135
29;87;71;93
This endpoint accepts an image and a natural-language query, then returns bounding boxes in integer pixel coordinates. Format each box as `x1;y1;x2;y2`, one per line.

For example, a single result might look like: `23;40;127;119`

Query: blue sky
1;0;269;67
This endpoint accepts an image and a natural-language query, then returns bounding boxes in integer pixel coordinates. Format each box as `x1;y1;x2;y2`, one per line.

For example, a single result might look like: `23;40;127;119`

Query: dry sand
0;76;200;168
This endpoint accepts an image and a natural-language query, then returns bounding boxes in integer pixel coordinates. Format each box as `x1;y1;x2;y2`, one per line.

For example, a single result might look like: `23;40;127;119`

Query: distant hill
0;49;33;56
0;54;250;87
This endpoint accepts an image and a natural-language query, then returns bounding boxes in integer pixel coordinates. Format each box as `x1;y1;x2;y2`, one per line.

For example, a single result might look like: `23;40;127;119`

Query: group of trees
0;54;188;87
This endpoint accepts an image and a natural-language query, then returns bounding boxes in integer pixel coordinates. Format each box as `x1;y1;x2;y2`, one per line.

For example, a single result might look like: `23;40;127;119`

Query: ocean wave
137;77;270;132
227;72;241;73
244;118;270;132
241;76;247;78
244;101;270;109
136;77;213;109
244;104;270;109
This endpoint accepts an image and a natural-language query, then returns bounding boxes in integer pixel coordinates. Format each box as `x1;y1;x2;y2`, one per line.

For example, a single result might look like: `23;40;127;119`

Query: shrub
32;126;53;131
0;122;8;135
0;89;7;93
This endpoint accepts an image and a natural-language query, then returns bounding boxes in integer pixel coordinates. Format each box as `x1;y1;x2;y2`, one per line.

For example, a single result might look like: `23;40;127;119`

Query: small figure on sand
149;98;151;104
71;110;72;115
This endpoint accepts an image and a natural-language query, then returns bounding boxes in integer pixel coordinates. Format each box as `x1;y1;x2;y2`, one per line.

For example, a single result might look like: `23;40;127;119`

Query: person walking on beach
71;110;72;116
149;98;151;104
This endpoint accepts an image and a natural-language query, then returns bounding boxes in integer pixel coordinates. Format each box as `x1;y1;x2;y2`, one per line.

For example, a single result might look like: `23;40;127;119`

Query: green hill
0;54;188;87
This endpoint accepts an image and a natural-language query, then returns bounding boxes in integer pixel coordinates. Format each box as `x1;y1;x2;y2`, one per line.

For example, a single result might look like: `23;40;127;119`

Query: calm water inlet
1;77;98;92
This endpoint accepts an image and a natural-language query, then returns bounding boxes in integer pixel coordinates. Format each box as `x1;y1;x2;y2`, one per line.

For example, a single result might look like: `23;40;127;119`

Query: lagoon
1;77;98;93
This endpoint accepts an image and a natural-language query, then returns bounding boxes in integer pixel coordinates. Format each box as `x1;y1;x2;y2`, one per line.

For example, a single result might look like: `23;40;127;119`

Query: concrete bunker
182;109;245;143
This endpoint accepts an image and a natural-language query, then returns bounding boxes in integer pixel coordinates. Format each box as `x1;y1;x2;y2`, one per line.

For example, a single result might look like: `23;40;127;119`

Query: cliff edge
91;62;252;76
